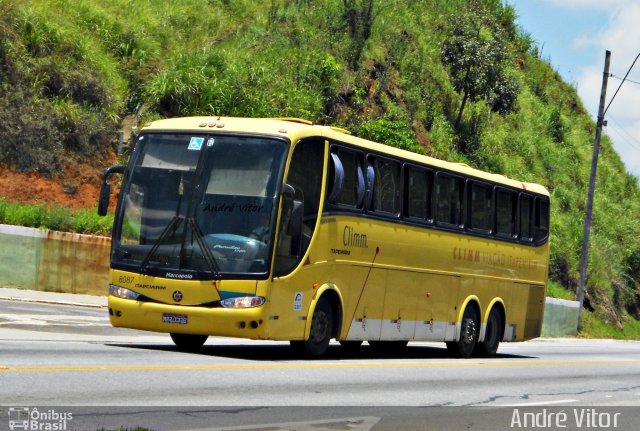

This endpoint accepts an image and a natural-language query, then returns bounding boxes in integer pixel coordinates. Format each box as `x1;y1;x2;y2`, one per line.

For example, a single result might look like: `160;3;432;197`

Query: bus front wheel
170;333;208;351
446;305;479;358
291;297;333;358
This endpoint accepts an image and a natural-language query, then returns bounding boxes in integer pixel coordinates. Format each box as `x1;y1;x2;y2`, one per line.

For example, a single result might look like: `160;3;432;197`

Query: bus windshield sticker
207;138;215;147
294;292;303;311
188;137;204;151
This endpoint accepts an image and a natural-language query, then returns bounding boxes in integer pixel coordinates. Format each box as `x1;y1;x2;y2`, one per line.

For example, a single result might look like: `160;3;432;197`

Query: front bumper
108;296;268;339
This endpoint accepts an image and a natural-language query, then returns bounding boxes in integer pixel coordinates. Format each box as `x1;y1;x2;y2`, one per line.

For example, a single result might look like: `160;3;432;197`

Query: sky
509;0;640;180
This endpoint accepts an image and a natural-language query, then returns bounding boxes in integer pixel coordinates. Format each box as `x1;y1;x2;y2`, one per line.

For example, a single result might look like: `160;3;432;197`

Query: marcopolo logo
8;407;73;431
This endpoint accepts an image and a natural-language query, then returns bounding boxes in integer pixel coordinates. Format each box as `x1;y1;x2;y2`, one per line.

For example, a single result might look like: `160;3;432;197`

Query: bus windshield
112;133;288;279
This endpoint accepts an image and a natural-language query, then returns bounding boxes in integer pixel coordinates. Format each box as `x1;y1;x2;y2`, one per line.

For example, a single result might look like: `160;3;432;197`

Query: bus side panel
495;279;513;340
504;282;543;341
267;264;336;341
380;270;417;340
345;266;385;341
524;283;546;340
414;273;459;341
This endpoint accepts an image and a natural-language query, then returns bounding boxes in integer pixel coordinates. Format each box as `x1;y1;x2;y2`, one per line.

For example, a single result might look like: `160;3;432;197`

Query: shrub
356;117;424;154
0;198;113;236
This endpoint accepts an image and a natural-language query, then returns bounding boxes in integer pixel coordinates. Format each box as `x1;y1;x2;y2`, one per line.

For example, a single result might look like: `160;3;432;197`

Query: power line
605;52;640;115
610;74;640;86
606;115;640;153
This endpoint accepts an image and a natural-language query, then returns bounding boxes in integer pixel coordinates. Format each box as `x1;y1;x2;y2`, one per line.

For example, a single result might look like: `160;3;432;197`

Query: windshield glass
112;133;288;279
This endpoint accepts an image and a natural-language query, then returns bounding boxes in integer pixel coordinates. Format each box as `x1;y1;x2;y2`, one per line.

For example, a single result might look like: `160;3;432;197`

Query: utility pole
577;50;611;332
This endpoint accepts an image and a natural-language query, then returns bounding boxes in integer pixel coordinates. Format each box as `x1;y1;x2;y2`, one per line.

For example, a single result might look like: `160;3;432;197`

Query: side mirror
97;182;111;216
97;164;125;216
281;183;303;236
288;200;304;236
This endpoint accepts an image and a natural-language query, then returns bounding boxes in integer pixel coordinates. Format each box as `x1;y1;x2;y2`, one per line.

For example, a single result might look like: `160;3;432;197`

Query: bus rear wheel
170;333;208;351
446;305;479;358
291;297;333;358
476;307;503;357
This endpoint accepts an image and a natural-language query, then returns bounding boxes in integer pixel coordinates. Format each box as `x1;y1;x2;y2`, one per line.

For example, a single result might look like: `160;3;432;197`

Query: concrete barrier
0;224;110;296
0;225;43;291
541;297;579;337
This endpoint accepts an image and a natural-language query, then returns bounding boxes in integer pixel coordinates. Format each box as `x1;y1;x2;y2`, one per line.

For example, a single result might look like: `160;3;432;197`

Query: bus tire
294;297;333;358
446;305;479;358
476;306;503;357
170;333;208;351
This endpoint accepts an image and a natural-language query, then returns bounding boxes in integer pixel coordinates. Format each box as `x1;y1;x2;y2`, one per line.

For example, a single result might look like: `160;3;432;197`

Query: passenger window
470;182;493;232
496;189;517;237
370;157;401;215
405;166;432;221
520;194;534;241
328;148;364;208
535;198;550;242
435;173;464;227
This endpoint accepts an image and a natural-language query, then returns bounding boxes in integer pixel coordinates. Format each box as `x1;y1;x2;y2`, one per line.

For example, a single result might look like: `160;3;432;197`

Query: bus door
269;139;325;340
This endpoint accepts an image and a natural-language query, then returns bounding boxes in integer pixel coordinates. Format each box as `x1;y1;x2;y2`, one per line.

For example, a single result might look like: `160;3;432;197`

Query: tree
441;4;519;129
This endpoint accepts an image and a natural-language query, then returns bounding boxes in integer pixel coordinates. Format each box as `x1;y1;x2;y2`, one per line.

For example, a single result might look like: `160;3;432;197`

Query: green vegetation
580;310;640;340
441;1;519;129
0;198;113;235
1;0;639;337
546;281;575;301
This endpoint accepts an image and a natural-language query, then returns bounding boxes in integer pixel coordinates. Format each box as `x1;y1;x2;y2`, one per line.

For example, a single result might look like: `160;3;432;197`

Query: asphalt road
2;299;640;430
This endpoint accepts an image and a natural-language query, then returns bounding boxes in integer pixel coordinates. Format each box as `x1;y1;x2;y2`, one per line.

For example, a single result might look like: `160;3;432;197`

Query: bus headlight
219;296;265;308
109;285;141;300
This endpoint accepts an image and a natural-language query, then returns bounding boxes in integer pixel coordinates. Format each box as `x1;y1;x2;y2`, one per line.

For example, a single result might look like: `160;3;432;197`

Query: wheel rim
310;310;329;344
461;316;477;345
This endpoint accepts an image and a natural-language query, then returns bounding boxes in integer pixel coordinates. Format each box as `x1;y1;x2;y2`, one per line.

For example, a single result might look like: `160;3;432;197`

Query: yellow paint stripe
1;359;640;373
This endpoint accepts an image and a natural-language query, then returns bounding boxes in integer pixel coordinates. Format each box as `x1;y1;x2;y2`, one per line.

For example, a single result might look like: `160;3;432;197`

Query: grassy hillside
1;0;639;334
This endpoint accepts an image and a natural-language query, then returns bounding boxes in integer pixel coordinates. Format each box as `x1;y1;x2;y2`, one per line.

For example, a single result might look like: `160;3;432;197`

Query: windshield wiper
139;216;183;273
187;217;222;281
138;216;222;288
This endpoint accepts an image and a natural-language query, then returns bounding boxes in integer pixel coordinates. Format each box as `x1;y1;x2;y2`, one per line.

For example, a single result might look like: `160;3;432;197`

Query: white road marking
498;399;580;407
184;416;381;431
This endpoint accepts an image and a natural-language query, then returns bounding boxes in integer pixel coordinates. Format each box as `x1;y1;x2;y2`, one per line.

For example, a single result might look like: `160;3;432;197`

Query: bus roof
142;116;549;196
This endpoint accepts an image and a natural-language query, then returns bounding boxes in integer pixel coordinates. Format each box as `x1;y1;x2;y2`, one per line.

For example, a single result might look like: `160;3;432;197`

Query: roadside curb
0;287;107;309
0;295;107;309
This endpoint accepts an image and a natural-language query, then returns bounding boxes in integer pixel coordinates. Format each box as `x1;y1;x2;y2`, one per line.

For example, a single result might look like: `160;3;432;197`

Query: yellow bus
99;116;550;358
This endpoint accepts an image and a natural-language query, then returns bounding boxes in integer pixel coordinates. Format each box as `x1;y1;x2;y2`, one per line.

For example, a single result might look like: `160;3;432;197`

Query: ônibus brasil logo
8;407;73;430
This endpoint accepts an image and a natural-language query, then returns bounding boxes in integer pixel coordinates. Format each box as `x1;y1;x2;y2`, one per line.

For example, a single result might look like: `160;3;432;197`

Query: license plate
162;313;188;325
